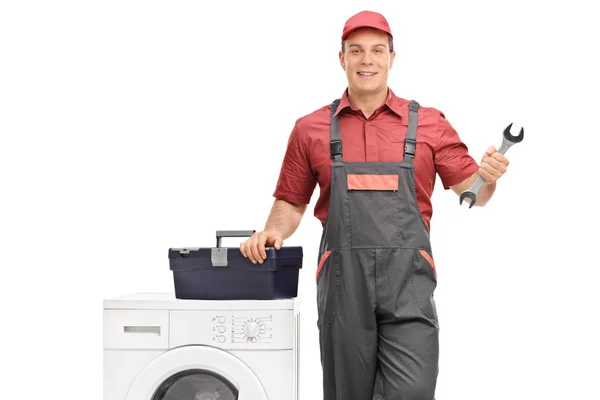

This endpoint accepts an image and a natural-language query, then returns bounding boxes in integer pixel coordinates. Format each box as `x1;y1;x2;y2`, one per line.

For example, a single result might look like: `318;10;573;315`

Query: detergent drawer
103;309;169;349
168;230;303;300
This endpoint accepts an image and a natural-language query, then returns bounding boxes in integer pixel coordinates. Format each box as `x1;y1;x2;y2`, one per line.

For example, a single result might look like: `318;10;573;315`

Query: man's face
339;28;395;96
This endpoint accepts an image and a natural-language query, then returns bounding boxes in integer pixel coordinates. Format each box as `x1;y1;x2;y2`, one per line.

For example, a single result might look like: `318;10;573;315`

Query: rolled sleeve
272;119;316;204
434;113;480;189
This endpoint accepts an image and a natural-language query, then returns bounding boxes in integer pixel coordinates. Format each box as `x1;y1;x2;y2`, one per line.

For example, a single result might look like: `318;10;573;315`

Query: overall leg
375;248;439;400
317;248;379;400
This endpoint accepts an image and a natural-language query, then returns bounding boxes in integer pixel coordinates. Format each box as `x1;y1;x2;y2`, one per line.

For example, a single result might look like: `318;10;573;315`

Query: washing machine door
126;345;268;400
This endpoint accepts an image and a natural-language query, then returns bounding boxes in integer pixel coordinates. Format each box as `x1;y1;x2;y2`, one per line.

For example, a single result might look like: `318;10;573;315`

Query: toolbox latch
174;247;199;258
211;247;228;267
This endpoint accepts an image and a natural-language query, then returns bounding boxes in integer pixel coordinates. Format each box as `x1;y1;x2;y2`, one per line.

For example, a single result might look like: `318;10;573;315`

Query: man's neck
347;87;388;119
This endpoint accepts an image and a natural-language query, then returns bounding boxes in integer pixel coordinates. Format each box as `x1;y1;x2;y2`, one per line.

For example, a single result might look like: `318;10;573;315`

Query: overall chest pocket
346;173;401;247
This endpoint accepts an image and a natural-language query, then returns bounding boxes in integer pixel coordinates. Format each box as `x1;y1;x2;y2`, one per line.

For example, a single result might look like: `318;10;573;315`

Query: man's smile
357;71;377;78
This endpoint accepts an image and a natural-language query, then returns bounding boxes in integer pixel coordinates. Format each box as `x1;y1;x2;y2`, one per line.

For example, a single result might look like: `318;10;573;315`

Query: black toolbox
168;230;303;300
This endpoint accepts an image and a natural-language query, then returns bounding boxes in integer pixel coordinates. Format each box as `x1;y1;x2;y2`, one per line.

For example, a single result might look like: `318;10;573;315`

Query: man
240;10;509;400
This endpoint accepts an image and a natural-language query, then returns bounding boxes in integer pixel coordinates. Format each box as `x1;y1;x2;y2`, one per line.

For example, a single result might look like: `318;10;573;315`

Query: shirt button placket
365;121;377;162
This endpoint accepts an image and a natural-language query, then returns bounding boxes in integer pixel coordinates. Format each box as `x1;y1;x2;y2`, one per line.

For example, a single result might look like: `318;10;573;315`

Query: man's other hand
240;231;284;264
479;146;509;184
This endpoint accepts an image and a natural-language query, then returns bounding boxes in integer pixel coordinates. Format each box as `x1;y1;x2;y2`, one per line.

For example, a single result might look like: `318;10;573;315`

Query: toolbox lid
168;245;303;271
168;230;303;271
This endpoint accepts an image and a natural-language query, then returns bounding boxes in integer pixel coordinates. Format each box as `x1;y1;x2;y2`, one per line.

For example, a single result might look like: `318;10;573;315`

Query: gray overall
316;99;439;400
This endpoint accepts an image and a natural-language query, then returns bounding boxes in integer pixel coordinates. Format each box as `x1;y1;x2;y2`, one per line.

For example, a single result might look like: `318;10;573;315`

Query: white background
1;0;599;399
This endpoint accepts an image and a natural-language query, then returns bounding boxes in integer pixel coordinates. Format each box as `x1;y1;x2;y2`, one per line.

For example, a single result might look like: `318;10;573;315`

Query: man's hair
341;35;394;53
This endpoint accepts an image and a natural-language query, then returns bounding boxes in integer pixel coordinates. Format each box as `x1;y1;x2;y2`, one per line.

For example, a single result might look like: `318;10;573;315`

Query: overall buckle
404;138;416;156
330;140;342;158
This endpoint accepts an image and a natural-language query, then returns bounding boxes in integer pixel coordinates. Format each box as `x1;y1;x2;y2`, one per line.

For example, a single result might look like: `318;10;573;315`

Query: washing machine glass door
152;369;237;400
127;345;268;400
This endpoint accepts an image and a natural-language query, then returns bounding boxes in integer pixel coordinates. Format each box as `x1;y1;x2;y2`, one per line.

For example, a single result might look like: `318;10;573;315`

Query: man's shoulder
417;103;447;127
403;98;445;119
406;99;460;138
419;104;445;117
388;91;446;123
293;102;335;131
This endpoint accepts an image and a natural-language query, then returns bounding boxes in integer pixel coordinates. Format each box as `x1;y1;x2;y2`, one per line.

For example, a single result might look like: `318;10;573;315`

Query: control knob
245;321;260;338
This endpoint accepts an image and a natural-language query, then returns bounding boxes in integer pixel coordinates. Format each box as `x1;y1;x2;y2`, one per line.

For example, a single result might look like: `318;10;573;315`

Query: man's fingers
274;237;283;250
479;167;495;182
239;240;247;257
482;156;506;174
485;146;496;156
491;151;509;166
245;240;257;263
250;235;265;264
258;232;268;261
482;162;502;177
479;162;503;182
240;232;283;263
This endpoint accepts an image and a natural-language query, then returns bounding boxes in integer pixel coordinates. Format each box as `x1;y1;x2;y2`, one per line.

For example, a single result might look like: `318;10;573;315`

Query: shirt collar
332;87;408;119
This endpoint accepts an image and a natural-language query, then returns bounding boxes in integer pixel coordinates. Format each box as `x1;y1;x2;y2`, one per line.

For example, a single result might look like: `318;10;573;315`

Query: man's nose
360;52;373;65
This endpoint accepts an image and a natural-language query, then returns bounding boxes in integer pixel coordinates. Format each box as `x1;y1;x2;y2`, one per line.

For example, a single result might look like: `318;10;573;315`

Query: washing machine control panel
212;313;273;344
170;309;294;349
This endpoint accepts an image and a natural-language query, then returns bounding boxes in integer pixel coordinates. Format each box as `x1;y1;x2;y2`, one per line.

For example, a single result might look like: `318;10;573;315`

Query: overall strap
330;98;419;162
404;100;420;163
329;99;343;162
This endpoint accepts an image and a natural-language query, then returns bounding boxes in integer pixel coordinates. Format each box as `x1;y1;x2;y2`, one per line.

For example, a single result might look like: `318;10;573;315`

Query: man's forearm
476;182;496;206
264;199;307;240
453;171;497;207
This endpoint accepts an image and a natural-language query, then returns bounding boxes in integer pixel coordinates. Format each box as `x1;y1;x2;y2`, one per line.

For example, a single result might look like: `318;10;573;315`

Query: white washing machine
103;293;300;400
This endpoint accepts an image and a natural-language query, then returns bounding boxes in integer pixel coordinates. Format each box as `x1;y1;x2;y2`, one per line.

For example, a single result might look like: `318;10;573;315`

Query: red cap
341;11;392;41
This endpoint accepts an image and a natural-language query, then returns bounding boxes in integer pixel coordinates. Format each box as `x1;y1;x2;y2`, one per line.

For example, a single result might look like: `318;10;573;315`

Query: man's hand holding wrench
460;123;524;208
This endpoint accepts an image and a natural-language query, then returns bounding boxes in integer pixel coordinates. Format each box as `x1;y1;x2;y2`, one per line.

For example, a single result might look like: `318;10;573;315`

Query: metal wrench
459;123;524;208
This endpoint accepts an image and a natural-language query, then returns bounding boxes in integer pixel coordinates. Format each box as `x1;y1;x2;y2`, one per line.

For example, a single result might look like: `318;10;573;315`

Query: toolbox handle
216;230;256;247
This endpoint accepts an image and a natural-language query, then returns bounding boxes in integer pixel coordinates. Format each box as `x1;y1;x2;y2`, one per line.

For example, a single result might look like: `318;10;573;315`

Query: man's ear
389;50;396;69
339;51;346;71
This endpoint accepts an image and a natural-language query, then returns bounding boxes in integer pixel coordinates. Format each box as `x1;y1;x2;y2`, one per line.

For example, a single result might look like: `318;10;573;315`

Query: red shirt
272;88;479;230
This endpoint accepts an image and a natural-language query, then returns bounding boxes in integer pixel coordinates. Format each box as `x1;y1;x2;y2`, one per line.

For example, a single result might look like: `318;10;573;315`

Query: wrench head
503;123;524;143
459;191;476;209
